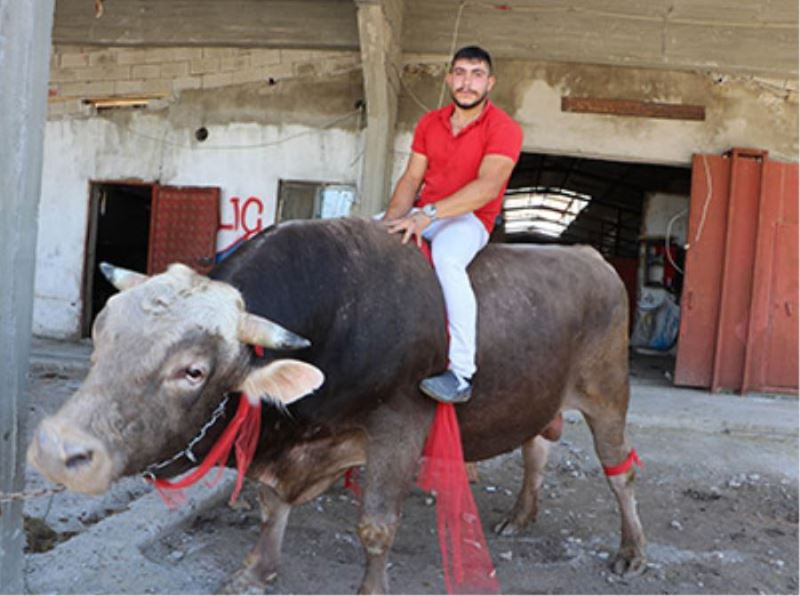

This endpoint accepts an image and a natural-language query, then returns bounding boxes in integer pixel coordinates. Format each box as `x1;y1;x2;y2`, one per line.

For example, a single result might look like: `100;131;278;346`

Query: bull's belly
455;382;566;462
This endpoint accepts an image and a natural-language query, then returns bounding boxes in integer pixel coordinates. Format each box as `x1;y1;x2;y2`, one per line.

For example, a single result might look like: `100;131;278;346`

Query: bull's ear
237;359;324;406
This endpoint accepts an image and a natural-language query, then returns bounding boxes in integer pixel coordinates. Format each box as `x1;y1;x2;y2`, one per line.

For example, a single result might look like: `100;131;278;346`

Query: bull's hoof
493;517;528;536
217;567;278;595
611;548;647;578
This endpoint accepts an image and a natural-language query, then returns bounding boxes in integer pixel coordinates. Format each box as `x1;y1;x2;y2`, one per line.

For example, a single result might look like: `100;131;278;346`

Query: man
383;46;523;404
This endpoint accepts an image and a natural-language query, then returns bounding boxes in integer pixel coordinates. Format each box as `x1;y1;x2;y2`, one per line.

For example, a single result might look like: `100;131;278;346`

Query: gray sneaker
420;370;472;404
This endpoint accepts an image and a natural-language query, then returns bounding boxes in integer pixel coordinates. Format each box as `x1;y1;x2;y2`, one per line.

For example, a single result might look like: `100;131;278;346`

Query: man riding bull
383;45;522;404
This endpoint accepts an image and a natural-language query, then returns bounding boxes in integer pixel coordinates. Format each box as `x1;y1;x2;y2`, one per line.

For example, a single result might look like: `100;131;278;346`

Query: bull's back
459;243;628;460
213;219;627;457
211;218;449;423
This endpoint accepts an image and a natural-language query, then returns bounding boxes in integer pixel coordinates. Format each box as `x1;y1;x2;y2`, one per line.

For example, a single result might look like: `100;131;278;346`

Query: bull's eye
184;366;206;383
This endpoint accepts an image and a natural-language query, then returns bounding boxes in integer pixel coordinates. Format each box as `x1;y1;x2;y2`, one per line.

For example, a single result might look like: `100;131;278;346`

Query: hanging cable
437;0;467;108
693;154;713;245
114;109;362;151
390;61;432;114
665;208;688;275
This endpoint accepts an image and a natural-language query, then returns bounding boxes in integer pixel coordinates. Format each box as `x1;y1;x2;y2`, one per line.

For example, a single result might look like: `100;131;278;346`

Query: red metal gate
675;149;798;394
147;185;220;275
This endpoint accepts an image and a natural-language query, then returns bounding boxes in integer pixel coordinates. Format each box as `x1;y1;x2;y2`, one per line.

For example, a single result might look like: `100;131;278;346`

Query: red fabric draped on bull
417;240;500;595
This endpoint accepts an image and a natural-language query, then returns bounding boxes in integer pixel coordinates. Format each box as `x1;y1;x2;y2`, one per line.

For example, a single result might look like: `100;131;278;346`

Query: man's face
446;58;495;110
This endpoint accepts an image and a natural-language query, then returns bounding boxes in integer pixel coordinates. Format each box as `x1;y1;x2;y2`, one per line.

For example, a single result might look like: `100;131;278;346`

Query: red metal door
711;150;765;392
147;185;220;275
675;150;798;394
742;160;799;393
674;153;731;388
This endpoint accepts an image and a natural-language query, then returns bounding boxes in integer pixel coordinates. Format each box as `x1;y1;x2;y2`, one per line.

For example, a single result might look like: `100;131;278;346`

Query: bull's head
28;263;324;495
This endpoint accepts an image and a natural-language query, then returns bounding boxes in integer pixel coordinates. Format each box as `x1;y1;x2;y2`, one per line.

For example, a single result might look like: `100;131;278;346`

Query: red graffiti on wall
218;195;265;254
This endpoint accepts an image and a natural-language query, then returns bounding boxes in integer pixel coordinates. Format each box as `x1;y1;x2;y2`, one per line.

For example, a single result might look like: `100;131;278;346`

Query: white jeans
422;212;489;379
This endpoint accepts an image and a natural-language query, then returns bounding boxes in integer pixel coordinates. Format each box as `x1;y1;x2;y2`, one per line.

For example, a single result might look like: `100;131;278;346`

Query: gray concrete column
354;0;404;217
0;0;55;592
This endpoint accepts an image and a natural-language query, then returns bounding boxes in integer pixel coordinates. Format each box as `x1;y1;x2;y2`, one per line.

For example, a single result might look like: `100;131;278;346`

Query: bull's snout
27;418;114;495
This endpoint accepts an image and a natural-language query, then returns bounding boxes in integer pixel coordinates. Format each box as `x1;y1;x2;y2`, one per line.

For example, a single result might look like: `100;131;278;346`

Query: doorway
82;183;152;337
503;152;692;383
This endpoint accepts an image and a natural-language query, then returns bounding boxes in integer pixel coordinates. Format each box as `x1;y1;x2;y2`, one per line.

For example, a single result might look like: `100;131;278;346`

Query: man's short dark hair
450;46;493;73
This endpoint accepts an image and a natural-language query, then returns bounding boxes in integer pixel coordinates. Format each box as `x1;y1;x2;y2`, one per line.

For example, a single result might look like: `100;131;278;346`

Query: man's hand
385;211;432;247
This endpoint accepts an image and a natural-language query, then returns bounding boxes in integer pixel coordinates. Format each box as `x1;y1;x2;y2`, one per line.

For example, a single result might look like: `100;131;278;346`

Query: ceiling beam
53;0;360;49
402;0;798;77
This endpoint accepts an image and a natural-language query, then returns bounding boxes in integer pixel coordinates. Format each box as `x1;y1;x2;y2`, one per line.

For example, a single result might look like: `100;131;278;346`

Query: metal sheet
711;149;766;392
749;161;799;392
765;221;798;391
676;151;798;394
147;185;220;275
674;154;730;388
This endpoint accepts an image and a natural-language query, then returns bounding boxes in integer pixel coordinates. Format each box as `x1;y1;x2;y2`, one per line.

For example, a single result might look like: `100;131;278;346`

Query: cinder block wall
48;46;362;117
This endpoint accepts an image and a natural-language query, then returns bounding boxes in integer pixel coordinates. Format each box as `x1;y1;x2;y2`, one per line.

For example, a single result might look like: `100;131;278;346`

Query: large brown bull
28;218;646;593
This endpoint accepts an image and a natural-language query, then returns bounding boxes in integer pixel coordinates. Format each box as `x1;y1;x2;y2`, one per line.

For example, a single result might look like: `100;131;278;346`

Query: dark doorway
82;183;153;337
502;152;692;383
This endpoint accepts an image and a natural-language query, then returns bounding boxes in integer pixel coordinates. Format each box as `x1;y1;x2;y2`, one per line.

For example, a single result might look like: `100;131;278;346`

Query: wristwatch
422;203;438;221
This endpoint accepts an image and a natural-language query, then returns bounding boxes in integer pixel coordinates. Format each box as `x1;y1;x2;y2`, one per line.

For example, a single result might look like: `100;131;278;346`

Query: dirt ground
20;359;799;595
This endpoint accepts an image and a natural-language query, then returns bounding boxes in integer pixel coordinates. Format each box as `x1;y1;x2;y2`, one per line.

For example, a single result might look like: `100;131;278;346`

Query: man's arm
387;153;516;246
434;154;515;218
382;152;428;221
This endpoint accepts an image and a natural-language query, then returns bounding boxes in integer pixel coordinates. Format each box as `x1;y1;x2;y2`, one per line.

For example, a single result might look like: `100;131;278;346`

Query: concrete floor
20;335;798;594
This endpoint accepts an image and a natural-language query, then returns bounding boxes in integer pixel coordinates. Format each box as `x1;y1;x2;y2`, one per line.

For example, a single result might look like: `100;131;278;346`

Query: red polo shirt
411;100;522;232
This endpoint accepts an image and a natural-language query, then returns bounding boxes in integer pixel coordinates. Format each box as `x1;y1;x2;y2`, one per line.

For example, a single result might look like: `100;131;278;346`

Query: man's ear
237;359;325;406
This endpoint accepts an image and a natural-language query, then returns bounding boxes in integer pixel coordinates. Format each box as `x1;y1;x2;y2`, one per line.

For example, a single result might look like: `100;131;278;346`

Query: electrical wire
693;154;713;244
390;61;432;114
437;0;467;108
114;109;362;151
665;208;688;275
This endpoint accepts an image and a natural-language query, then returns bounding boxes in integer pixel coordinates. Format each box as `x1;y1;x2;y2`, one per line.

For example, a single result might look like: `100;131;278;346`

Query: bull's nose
64;443;94;470
28;418;114;495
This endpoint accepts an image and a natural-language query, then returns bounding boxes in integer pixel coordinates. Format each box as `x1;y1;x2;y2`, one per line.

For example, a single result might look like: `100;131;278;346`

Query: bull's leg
494;435;551;535
218;485;291;594
582;411;647;577
356;402;432;595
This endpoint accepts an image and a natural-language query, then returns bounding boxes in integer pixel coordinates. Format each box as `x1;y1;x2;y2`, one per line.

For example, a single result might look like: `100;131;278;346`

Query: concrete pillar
354;0;404;217
0;0;55;591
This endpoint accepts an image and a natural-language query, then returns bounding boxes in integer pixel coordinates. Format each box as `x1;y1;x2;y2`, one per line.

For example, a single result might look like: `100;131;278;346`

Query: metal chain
0;484;65;503
144;394;231;477
2;395;234;501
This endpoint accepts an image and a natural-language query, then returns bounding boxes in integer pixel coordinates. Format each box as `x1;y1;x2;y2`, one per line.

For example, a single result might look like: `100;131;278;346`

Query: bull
28;218;646;593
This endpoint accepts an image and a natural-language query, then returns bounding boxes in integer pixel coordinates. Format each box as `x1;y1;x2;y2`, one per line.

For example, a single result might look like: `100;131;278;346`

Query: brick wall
48;46;361;117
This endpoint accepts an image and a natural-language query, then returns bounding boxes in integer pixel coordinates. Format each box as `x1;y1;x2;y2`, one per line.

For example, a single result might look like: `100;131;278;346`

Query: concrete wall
395;56;799;167
36;45;798;338
37;46;364;338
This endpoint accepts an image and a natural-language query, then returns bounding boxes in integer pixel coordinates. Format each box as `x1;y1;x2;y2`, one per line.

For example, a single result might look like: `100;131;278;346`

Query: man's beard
451;89;488;110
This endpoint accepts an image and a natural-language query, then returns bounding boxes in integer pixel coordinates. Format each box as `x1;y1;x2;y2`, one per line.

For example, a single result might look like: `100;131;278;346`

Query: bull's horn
99;262;149;291
238;313;311;351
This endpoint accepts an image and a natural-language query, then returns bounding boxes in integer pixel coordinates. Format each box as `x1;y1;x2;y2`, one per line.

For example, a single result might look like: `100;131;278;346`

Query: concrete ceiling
53;0;798;77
